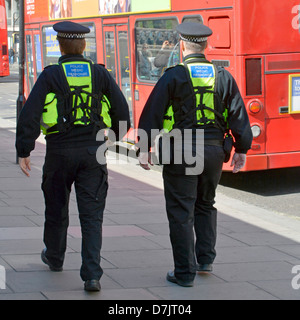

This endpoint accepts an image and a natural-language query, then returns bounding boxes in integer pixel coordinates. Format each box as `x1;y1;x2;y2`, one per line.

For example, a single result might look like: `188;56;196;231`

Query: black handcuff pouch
223;132;233;163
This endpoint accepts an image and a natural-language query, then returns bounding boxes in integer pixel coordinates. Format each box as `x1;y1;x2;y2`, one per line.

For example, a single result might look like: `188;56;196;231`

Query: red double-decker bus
0;0;9;77
23;0;300;171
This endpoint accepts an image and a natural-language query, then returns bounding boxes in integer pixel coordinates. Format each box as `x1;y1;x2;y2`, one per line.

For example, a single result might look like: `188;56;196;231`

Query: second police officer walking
138;22;253;287
16;21;131;292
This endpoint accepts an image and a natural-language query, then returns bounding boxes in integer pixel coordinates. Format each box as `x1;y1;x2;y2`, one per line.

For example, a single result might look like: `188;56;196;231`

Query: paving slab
0;292;46;300
107;213;168;225
0;216;37;227
105;266;224;289
101;236;163;251
0;239;43;255
214;246;296;264
5;270;121;293
0;207;38;216
1;251;116;272
224;231;298;246
212;261;294;282
148;282;279;300
251;279;300;300
0;226;44;240
271;244;300;258
68;225;153;238
42;288;158;300
102;249;173;269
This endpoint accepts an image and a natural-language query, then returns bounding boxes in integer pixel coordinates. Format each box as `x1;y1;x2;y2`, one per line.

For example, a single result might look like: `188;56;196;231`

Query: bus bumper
223;152;300;172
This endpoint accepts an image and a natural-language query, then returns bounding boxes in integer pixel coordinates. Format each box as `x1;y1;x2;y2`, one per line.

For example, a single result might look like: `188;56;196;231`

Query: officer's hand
138;152;153;170
231;153;246;173
19;157;31;177
105;138;115;147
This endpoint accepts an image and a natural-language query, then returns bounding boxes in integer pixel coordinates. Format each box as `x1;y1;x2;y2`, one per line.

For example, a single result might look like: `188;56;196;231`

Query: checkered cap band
180;34;207;43
57;32;86;39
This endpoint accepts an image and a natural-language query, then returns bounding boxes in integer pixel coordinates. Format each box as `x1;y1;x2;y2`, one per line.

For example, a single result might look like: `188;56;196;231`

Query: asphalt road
1;70;300;219
219;168;300;219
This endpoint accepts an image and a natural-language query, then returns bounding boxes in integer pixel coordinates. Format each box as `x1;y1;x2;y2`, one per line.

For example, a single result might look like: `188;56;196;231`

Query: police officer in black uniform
138;22;253;287
16;21;131;291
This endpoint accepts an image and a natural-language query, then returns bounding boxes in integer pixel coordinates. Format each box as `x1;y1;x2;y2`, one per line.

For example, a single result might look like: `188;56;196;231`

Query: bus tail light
245;58;262;96
248;99;263;114
251;124;262;138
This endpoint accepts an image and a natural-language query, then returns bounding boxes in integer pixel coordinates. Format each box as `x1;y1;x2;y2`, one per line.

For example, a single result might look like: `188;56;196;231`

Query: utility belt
205;132;233;163
205;139;223;147
154;131;233;166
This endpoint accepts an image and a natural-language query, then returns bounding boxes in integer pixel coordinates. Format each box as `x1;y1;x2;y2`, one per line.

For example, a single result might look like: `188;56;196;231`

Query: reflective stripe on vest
41;93;59;134
41;61;111;135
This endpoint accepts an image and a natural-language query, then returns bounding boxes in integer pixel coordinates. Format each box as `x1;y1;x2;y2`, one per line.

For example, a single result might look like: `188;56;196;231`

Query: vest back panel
185;62;216;125
62;62;93;126
163;60;226;133
41;61;111;135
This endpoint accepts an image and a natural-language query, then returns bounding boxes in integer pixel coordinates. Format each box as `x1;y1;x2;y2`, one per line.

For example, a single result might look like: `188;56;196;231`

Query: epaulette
44;64;59;70
164;65;178;73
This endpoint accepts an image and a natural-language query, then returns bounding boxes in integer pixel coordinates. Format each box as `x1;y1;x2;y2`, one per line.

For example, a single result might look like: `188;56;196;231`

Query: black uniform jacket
16;55;131;158
138;53;253;154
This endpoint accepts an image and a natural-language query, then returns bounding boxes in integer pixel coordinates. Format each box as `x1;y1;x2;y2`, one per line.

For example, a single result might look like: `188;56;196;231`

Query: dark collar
183;53;206;62
59;54;85;63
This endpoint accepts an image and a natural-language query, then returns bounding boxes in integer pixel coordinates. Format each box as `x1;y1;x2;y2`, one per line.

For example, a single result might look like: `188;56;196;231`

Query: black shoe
84;280;101;292
166;271;194;287
197;263;213;272
41;248;63;272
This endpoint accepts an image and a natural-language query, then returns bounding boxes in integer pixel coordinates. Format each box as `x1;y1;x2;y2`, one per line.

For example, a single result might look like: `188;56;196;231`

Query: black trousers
41;146;108;281
162;145;225;282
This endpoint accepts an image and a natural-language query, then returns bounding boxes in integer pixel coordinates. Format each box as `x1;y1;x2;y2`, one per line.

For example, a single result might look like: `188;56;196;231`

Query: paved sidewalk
0;127;299;300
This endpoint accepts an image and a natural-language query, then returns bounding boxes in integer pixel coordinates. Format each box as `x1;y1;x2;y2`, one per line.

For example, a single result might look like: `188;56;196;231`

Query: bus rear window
135;18;180;82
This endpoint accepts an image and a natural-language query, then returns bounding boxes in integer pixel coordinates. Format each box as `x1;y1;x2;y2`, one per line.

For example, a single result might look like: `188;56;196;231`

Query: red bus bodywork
23;0;300;171
0;0;9;77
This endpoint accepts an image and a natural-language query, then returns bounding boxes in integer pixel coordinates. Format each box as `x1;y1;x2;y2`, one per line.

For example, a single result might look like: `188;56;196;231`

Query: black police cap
176;22;213;43
53;21;90;39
